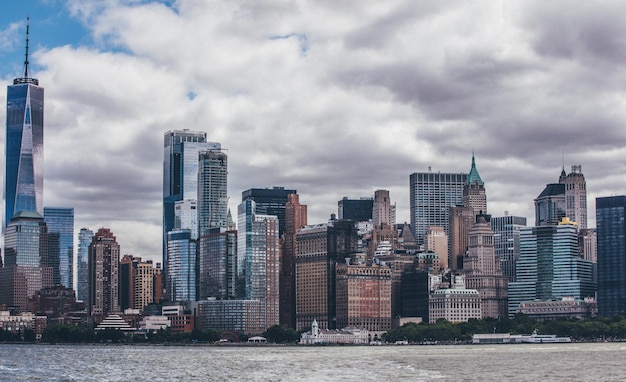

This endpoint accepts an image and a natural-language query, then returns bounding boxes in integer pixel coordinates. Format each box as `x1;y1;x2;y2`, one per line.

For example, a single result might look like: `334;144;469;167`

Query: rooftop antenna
14;17;38;86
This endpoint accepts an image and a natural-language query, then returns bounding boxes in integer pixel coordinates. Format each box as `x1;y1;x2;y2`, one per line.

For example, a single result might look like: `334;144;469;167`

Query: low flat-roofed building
429;287;481;323
516;297;598;320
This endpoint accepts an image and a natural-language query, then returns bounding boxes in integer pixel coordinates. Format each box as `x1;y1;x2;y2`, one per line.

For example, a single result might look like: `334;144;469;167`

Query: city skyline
1;1;626;263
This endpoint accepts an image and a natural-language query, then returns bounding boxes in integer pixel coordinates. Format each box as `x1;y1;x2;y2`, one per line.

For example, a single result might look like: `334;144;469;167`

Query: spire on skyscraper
14;17;38;86
467;153;484;185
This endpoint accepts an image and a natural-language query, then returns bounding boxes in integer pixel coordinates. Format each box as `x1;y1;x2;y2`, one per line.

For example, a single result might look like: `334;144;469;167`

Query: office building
197;149;228;236
372;189;396;227
491;215;527;282
43;207;74;288
241;187;296;237
464;213;508;319
295;219;358;330
163;130;219;277
4;22;44;225
424;226;448;270
166;229;197;303
375;252;417;319
508;218;595;318
338;197;373;222
0;211;53;312
280;193;307;328
462;154;487;214
561;165;587;229
335;261;392;333
76;228;93;302
429;276;482;323
448;205;474;271
198;228;237;300
596;196;626;317
174;199;198;239
409;171;467;246
88;228;120;316
535;183;566;226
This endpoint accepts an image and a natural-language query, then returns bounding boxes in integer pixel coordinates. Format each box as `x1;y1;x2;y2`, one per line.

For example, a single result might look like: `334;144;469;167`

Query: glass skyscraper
198;149;228;236
4;26;44;225
491;215;527;282
409;171;467;245
242;187;296;237
166;229;197;302
596;195;626;317
508;220;595;317
44;207;74;288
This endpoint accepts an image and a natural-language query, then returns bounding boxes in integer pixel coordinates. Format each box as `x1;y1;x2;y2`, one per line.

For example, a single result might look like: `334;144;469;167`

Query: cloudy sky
1;0;626;263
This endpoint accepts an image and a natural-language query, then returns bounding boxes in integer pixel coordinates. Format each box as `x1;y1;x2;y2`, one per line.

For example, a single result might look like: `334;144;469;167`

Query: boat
520;330;571;344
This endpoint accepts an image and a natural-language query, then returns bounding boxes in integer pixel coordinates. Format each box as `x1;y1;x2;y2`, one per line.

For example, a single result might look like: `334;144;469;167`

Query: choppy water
1;342;625;381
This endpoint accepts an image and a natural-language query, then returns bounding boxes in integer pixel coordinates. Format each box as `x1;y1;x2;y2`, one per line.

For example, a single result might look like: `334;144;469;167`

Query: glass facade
166;229;196;302
197;150;228;237
491;215;527;282
337;197;373;223
596;196;626;317
43;207;74;288
409;172;467;245
5;82;44;224
198;228;237;300
508;223;596;317
242;187;296;237
76;228;94;302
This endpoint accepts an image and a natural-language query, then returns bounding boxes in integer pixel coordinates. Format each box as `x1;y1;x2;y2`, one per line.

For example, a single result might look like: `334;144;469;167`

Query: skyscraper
280;193;307;328
596;196;626;317
0;211;53;311
463;154;487;214
43;207;74;289
197;149;228;237
88;228;120;316
508;219;595;318
166;229;197;303
4;20;44;226
76;228;94;302
561;165;587;229
372;189;396;227
237;198;280;329
198;228;237;300
163;130;220;277
491;215;527;282
241;187;296;238
338;197;373;222
409;171;467;245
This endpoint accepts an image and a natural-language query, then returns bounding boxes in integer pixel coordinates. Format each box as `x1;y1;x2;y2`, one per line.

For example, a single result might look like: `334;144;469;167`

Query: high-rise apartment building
596;196;626;317
4;22;44;226
491;215;527;282
409;171;467;246
241;187;296;238
280;193;307;328
76;228;93;302
43;207;74;289
561;165;587;229
508;219;595;318
0;211;53;311
237;199;280;330
197;149;228;237
372;190;396;227
88;228;120;316
120;255;162;312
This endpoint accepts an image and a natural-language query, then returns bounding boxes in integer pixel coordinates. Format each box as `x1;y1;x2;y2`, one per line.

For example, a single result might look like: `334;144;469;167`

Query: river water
1;342;625;381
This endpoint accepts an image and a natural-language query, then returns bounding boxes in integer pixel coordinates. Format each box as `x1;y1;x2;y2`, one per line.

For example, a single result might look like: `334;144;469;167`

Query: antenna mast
14;17;38;85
